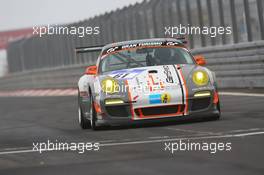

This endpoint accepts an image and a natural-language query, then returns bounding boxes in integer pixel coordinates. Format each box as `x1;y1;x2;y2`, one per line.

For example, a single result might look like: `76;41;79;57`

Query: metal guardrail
0;41;264;90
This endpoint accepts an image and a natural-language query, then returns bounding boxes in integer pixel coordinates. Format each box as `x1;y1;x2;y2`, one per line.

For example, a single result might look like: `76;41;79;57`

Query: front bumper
96;95;220;126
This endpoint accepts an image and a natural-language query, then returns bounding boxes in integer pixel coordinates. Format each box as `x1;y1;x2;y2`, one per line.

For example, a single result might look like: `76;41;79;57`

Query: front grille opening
135;104;184;117
190;97;211;111
105;105;130;117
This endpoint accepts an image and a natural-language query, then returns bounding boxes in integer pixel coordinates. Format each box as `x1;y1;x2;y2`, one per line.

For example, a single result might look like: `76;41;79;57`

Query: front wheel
89;95;99;130
214;101;221;120
78;91;90;129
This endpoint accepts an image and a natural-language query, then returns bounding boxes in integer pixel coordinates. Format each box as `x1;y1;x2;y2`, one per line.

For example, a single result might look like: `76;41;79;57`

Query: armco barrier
0;41;263;90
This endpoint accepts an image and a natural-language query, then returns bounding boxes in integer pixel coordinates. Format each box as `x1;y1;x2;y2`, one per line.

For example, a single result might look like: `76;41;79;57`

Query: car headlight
192;70;209;86
101;78;119;94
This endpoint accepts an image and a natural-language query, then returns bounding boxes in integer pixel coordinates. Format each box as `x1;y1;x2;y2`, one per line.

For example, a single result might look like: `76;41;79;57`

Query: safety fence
6;0;264;73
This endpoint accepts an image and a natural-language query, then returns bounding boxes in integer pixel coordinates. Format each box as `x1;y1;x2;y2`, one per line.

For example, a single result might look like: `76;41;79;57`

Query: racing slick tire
216;100;221;119
90;94;99;130
78;93;90;129
213;100;221;120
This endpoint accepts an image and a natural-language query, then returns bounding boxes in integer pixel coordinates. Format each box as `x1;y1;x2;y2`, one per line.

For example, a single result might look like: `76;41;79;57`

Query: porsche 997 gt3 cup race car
77;38;221;130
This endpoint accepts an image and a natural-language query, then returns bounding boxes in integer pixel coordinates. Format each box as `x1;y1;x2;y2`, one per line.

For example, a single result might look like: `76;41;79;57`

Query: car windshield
99;47;194;73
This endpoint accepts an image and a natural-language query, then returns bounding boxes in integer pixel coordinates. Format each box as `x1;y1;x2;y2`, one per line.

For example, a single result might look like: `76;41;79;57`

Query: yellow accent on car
161;93;171;103
192;70;209;86
194;91;211;97
105;98;124;105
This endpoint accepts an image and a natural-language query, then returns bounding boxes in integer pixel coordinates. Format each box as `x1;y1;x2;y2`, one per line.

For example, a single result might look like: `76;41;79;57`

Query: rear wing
75;45;104;53
164;34;188;45
175;36;187;44
75;45;104;64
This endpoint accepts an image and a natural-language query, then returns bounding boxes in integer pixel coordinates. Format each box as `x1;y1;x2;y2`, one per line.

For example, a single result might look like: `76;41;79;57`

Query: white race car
77;38;221;130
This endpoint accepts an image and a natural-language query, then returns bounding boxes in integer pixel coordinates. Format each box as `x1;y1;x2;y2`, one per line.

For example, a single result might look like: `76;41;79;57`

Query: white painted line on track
0;149;38;155
100;131;264;147
233;131;264;137
165;127;215;135
220;128;264;134
1;147;31;151
148;136;170;139
96;140;117;143
220;92;264;97
1;130;264;156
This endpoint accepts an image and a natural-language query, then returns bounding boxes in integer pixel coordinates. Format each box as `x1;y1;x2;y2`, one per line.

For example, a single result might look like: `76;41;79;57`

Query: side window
100;55;128;73
179;49;194;64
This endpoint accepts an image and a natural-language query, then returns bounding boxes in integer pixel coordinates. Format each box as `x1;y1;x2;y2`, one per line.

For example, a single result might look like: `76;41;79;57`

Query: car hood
99;64;197;86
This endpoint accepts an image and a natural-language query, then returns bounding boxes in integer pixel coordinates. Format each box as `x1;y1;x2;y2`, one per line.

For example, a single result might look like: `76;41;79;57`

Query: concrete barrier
192;41;264;88
0;65;86;90
0;41;264;90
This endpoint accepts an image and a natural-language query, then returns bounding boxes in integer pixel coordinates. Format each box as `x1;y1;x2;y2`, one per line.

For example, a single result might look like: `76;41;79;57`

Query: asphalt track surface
0;91;264;175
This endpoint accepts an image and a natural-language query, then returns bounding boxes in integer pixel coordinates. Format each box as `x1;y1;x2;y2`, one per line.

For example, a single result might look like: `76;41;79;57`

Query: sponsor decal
102;41;181;55
135;77;141;86
149;93;171;104
147;74;165;92
163;65;174;83
161;93;171;103
110;69;145;80
149;94;162;104
166;41;180;46
106;46;119;54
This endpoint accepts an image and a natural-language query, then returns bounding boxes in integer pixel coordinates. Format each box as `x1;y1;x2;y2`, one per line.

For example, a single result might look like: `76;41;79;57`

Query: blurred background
0;0;264;90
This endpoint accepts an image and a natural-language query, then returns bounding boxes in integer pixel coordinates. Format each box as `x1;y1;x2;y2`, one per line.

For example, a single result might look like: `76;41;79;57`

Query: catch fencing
6;0;264;73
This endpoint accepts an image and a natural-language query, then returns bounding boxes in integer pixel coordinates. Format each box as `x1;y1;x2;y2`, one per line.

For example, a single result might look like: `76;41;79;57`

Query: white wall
0;50;7;77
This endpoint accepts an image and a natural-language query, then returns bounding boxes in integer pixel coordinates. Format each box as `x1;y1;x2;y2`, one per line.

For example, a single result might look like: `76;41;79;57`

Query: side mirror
85;65;97;75
194;55;206;66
